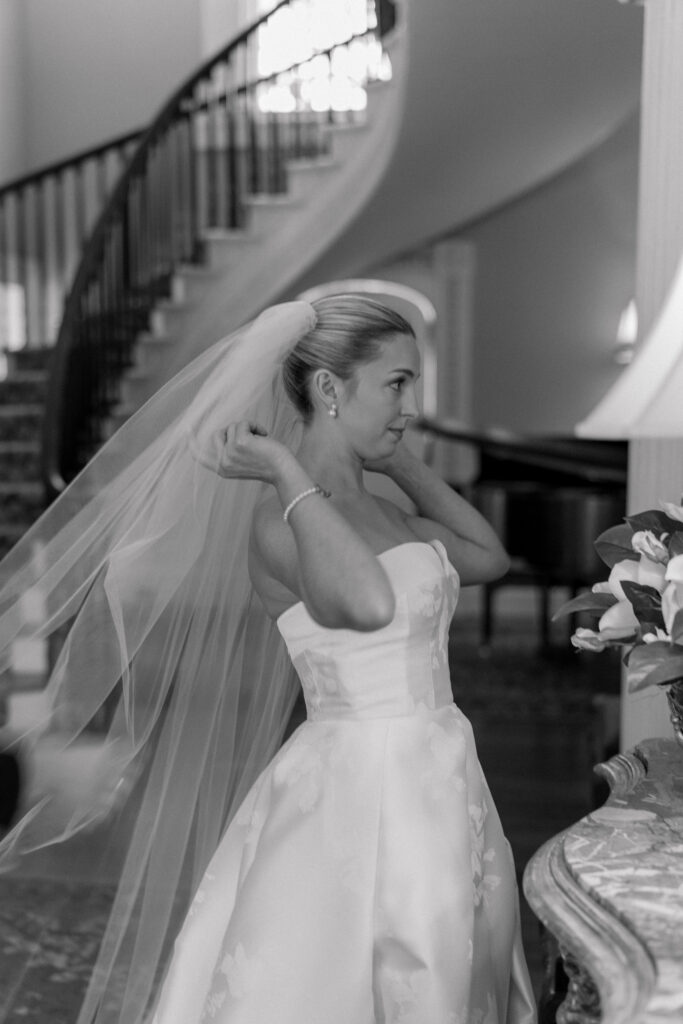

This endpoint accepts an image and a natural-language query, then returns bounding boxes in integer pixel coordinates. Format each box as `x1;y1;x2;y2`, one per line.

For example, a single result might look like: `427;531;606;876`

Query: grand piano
416;419;628;648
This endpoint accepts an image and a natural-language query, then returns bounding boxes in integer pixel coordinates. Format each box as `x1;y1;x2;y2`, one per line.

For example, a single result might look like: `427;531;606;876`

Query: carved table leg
557;946;602;1024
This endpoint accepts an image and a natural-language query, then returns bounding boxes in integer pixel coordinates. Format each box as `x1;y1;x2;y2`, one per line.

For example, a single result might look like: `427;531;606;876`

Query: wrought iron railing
40;0;393;496
0;130;142;362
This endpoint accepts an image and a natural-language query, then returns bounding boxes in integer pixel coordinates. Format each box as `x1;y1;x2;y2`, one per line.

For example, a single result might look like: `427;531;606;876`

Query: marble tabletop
523;738;683;1024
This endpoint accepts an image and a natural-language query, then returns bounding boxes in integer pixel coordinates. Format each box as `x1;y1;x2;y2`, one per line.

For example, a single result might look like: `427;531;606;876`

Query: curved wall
0;0;27;183
292;0;643;289
467;113;640;434
20;0;202;171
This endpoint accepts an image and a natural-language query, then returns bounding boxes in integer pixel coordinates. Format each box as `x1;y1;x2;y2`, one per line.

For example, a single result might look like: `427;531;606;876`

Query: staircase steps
107;109;379;435
0;404;44;442
0;355;50;560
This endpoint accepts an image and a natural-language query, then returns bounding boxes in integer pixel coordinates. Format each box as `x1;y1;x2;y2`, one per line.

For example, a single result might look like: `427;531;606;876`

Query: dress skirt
151;703;537;1024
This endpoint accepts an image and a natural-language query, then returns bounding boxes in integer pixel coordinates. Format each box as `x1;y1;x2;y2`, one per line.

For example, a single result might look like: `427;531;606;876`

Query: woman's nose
401;385;419;419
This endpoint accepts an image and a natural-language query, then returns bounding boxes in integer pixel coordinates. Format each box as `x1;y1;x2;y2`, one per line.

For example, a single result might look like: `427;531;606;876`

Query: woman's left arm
371;446;510;585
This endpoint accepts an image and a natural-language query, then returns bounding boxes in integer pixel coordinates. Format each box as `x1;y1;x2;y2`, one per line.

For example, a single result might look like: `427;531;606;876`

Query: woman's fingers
190;422;277;479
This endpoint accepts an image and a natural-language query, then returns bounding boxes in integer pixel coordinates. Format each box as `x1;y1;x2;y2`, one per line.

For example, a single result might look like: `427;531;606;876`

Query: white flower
598;600;639;639
643;628;670;643
571;628;609;652
632;530;669;564
608;556;666;599
660;499;683;523
661;581;683;637
665;553;683;584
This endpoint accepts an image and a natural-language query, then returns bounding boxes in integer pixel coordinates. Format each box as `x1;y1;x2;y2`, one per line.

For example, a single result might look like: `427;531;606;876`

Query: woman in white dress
0;296;536;1024
152;296;537;1023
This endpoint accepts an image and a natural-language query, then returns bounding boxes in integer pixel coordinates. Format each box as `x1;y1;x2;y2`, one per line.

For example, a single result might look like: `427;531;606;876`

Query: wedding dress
151;540;537;1024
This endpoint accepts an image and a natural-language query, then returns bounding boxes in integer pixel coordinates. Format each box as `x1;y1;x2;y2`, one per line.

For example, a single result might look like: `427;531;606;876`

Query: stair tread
244;194;300;208
0;404;44;414
154;298;193;312
202;228;255;241
0;370;49;382
137;331;175;345
287;156;338;171
176;264;221;279
0;480;43;493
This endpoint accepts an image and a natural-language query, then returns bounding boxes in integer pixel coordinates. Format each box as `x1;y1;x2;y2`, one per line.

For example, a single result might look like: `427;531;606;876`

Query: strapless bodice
277;540;459;720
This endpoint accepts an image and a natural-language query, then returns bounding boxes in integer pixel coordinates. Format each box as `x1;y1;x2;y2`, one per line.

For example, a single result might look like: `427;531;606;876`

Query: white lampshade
577;252;683;438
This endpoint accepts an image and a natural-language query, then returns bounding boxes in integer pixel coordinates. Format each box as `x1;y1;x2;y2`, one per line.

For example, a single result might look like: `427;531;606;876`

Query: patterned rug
0;877;115;1023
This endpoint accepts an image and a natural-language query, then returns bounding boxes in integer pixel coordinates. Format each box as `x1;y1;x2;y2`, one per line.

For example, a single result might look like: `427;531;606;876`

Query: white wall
21;0;202;171
0;0;27;183
466;114;639;435
365;115;639;437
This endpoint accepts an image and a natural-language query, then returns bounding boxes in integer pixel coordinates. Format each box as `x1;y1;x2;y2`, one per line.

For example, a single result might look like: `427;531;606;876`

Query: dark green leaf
637;621;662;638
626;509;683;536
626;642;679;691
640;654;683;688
552;591;617;621
669;532;683;558
627;640;671;664
594;523;636;568
620;581;664;629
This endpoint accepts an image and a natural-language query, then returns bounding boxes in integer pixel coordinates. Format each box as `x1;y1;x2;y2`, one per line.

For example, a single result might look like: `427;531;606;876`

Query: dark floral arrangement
556;499;683;693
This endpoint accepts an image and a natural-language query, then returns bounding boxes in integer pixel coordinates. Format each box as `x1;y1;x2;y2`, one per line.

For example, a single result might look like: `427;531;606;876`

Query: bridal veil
0;301;316;1023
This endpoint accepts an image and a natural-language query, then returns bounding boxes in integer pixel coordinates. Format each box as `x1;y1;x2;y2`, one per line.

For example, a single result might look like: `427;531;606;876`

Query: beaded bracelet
282;485;331;523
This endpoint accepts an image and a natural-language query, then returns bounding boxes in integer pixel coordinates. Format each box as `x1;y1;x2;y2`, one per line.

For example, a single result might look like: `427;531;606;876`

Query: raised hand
363;439;417;477
189;421;292;483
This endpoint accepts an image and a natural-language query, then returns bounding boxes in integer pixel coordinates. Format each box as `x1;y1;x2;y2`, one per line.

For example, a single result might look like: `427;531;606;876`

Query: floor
0;584;622;1022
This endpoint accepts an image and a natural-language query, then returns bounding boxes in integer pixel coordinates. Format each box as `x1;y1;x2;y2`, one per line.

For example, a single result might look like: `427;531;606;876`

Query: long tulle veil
0;301;315;1023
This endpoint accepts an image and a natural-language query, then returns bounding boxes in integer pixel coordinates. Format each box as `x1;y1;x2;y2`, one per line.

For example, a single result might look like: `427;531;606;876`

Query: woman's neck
296;429;365;495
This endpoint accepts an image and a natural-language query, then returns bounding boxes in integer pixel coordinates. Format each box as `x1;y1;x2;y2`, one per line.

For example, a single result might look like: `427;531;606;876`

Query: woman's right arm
192;422;394;631
253;449;395;631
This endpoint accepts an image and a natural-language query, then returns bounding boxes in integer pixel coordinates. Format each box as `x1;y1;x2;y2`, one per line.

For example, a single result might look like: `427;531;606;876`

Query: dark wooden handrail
42;0;390;498
0;129;143;200
415;416;627;486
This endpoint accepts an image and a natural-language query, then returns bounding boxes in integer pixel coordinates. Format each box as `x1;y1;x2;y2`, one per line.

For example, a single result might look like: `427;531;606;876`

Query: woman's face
338;333;421;460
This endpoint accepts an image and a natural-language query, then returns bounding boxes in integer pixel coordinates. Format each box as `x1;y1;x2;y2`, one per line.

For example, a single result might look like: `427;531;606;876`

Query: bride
0;296;536;1023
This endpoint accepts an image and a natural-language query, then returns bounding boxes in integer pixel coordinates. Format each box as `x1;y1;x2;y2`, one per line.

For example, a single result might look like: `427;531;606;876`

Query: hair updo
282;295;415;420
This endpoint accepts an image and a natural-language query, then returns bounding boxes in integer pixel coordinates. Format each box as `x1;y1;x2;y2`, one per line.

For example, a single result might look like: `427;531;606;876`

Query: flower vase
665;680;683;747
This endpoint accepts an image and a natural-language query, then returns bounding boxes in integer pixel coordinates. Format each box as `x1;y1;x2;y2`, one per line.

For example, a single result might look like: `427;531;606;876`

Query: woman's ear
310;369;339;410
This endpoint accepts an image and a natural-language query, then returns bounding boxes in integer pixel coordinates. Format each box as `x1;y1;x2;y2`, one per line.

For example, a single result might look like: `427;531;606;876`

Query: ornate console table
523;739;683;1023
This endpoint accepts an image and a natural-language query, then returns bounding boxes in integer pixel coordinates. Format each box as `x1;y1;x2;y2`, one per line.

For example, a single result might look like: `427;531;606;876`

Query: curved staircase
0;0;643;504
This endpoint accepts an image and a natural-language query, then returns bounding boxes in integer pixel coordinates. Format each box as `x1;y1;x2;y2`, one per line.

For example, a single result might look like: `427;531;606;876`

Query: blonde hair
283;295;414;420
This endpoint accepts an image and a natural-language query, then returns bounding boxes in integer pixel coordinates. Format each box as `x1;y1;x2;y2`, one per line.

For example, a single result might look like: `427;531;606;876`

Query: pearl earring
328;403;338;419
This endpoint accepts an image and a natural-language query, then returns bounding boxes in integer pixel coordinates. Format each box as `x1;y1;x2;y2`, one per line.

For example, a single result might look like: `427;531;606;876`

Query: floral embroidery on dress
383;967;430;1024
202;988;227;1019
469;799;502;906
294;650;340;719
219;942;264;998
273;725;334;812
469;991;500;1024
188;870;215;917
421;721;466;797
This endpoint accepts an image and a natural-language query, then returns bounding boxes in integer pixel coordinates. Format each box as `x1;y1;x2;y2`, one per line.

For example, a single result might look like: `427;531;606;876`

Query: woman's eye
389;379;404;391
